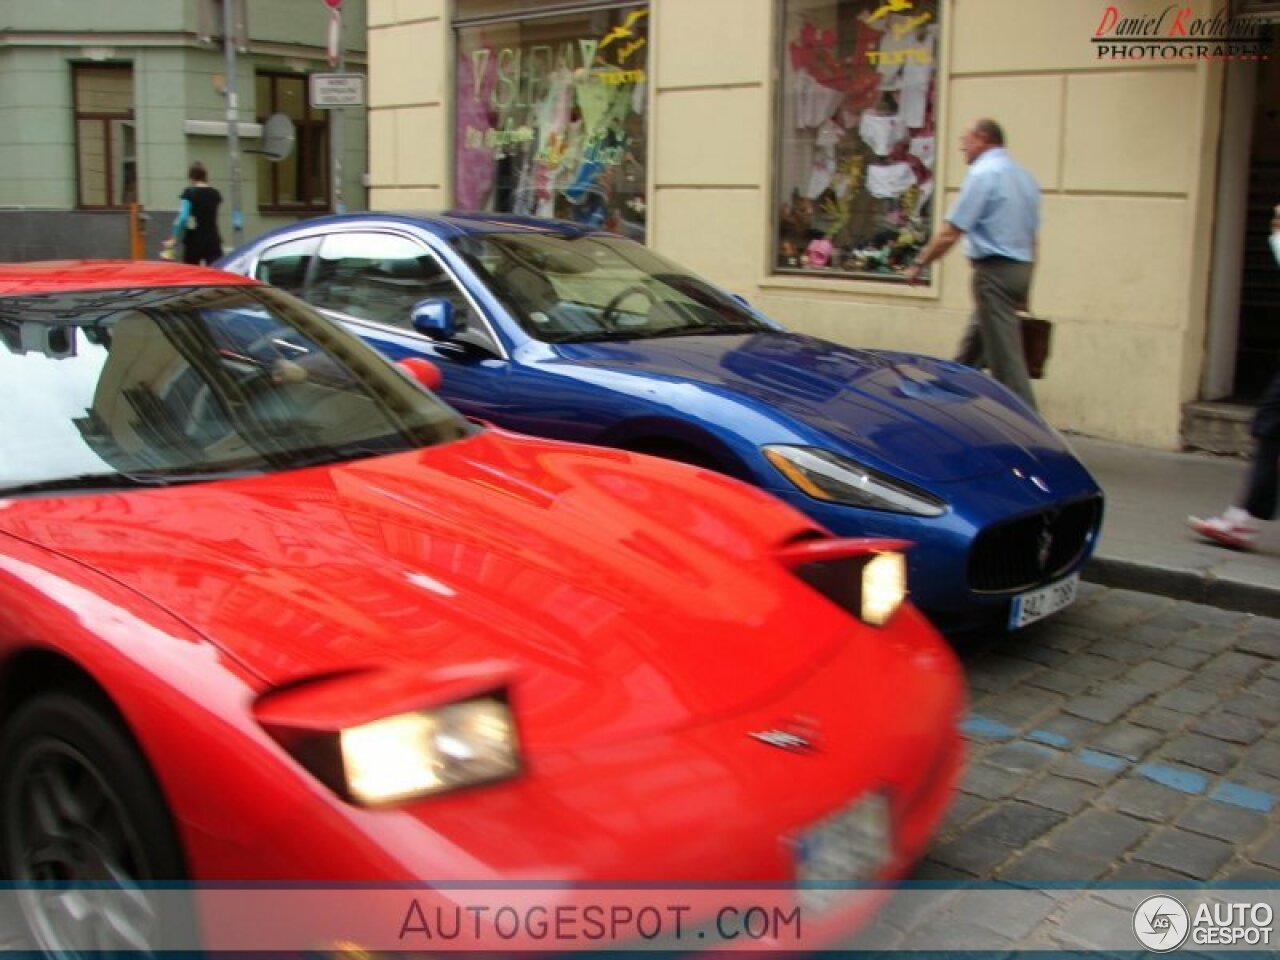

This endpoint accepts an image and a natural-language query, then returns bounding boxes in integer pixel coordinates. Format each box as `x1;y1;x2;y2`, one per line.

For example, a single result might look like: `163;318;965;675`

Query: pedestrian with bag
161;162;223;266
904;117;1041;410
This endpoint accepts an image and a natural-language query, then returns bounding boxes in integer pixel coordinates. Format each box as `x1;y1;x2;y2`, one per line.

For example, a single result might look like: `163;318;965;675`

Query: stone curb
1083;555;1280;620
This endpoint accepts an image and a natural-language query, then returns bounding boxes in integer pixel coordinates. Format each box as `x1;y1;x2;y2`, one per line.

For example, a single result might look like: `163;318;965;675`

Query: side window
255;236;320;296
312;232;471;330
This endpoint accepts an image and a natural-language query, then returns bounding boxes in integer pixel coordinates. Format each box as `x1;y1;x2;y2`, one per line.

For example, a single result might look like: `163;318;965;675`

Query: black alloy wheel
0;693;189;955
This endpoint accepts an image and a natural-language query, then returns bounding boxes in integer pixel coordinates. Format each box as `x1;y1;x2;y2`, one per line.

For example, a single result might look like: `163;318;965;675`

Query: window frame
255;228;508;358
256;71;330;213
72;63;136;211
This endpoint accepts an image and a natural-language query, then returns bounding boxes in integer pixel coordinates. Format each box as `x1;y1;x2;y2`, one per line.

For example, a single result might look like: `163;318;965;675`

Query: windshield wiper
0;460;277;498
282;438;420;470
553;324;766;344
0;471;179;498
633;323;764;338
548;331;616;344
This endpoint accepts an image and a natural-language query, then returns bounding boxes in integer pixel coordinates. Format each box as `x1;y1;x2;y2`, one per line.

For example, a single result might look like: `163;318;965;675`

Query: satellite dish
256;113;296;162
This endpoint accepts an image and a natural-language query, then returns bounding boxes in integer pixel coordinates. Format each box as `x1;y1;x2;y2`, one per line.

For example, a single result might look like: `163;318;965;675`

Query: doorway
1236;28;1280;400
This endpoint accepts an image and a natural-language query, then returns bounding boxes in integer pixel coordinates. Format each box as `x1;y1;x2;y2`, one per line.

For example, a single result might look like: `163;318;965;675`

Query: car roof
0;260;260;297
253;211;604;243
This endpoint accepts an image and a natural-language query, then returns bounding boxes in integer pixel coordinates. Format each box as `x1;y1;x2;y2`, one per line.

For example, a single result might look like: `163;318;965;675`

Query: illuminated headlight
861;552;906;626
340;697;520;806
764;445;946;517
787;547;909;627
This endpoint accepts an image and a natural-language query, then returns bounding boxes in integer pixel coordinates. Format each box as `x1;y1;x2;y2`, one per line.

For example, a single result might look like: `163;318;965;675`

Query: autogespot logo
1134;895;1190;952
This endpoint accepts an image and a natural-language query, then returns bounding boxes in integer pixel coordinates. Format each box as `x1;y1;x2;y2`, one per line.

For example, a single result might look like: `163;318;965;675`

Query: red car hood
0;431;853;750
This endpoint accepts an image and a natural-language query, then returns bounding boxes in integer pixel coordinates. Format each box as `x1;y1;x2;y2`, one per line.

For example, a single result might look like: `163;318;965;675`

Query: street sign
309;72;364;108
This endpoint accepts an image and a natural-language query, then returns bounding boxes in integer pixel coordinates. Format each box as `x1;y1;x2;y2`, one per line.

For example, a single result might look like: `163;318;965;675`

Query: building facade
366;0;1269;450
0;0;369;260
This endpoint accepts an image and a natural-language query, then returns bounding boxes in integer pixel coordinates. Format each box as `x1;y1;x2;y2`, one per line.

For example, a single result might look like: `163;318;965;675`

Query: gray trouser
956;257;1038;411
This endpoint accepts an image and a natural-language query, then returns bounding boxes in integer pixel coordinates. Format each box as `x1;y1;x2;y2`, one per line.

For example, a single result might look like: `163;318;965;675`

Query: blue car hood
556;332;1064;484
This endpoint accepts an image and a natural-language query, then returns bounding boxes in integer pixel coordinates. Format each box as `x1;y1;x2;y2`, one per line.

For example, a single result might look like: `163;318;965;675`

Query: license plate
794;792;891;911
1008;572;1079;629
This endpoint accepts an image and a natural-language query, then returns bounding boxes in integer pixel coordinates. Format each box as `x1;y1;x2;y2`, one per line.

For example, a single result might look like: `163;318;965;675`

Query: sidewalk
1070;434;1279;619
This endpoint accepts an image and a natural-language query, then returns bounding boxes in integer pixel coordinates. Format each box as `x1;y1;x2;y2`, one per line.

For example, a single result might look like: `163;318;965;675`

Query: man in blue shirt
904;118;1041;410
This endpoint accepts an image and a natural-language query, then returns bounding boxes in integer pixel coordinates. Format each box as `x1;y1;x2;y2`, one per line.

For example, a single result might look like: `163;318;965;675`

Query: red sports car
0;261;963;954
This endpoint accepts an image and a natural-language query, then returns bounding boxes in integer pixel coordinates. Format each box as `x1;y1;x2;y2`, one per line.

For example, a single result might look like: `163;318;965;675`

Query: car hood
0;432;853;751
555;332;1063;483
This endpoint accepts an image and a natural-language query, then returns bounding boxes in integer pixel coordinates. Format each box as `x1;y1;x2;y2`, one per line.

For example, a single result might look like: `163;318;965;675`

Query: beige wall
367;0;450;209
367;0;1227;449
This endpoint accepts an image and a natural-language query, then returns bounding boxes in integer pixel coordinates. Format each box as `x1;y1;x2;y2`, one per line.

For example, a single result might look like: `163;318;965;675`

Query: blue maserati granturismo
221;213;1103;633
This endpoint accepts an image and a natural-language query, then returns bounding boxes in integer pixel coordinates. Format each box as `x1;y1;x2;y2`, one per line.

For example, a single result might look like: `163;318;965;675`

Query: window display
454;3;649;242
775;0;939;280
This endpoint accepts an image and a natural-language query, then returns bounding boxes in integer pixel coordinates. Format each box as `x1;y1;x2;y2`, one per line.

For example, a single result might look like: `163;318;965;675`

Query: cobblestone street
937;582;1280;882
849;582;1280;952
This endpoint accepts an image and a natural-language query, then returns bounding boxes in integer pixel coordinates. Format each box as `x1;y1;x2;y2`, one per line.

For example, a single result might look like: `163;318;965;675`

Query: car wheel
0;693;190;955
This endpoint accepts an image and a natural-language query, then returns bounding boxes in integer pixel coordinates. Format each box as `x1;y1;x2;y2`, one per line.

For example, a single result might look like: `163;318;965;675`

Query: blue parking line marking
1135;762;1208;794
1077;749;1128;772
960;715;1015;740
963;713;1279;814
1210;782;1276;813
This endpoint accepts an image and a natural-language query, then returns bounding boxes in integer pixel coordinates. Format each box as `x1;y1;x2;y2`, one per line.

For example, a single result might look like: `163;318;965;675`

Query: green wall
0;0;369;255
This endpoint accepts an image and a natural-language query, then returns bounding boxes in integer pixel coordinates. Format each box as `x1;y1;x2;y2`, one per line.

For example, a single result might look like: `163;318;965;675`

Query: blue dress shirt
946;148;1040;262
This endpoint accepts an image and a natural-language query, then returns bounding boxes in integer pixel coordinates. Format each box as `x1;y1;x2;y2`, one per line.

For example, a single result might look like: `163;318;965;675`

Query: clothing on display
454;8;650;240
866;161;917;200
859;111;907;157
777;0;939;279
899;25;936;128
909;135;936;170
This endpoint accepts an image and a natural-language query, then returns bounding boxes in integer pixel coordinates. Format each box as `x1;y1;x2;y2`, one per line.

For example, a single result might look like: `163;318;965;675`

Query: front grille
968;496;1103;593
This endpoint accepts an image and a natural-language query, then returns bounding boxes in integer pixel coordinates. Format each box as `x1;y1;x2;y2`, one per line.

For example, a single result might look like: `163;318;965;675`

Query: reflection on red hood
0;431;856;751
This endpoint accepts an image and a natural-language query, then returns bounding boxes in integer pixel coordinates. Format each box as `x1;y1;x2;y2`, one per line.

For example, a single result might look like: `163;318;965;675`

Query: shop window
775;0;939;280
256;72;329;211
453;1;648;242
73;65;136;209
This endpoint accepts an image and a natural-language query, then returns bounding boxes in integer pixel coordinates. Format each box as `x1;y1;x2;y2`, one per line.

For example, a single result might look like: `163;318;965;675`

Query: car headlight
860;551;906;625
763;445;946;517
780;540;909;627
340;696;520;806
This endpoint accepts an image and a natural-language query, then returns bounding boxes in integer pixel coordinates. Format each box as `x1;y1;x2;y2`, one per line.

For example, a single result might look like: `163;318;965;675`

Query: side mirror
397;356;443;392
411;298;457;340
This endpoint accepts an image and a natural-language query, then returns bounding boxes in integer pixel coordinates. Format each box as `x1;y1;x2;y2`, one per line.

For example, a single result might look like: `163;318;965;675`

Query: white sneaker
1188;507;1259;551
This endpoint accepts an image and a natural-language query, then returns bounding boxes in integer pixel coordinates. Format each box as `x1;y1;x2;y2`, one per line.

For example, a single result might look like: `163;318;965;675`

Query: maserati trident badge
1037;524;1054;572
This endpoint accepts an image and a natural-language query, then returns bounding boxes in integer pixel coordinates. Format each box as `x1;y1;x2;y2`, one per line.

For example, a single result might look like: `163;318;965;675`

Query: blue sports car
220;213;1102;634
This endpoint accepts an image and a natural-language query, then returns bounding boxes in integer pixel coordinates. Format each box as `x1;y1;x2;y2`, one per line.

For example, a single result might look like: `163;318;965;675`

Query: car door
255;230;509;422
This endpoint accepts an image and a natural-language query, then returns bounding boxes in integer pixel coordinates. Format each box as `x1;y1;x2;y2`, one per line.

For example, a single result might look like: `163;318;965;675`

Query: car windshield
449;232;774;344
0;284;472;497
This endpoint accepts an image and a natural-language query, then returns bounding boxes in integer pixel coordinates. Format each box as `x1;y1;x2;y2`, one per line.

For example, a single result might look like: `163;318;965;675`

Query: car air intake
967;496;1103;593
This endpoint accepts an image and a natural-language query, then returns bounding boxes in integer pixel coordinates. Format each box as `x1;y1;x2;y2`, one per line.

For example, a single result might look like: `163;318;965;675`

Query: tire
0;693;192;955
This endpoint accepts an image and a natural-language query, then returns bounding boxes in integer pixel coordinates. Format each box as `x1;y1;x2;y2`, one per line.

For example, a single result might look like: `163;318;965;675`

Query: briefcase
1018;311;1052;380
